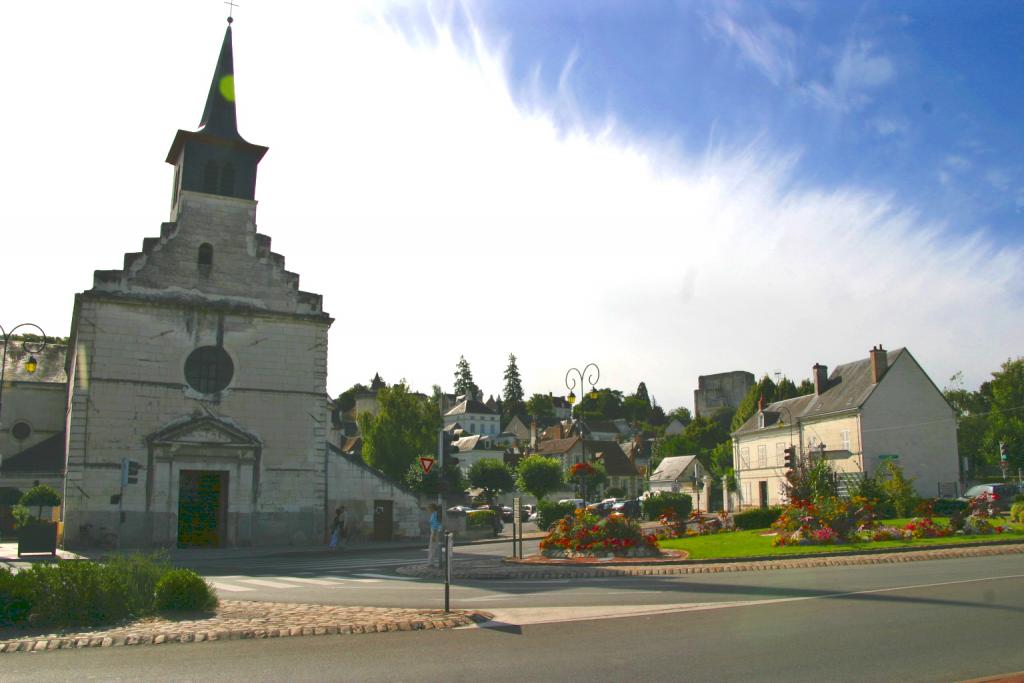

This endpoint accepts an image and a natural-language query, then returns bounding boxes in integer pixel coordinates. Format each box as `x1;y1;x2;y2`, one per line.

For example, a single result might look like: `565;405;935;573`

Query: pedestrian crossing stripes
209;573;419;594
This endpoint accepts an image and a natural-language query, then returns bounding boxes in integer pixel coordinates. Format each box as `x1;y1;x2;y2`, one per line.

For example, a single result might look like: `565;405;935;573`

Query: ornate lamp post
565;363;600;503
0;323;49;426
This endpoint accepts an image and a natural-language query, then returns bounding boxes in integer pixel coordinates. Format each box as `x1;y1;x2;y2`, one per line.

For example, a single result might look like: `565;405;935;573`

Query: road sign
878;454;899;462
419;456;435;475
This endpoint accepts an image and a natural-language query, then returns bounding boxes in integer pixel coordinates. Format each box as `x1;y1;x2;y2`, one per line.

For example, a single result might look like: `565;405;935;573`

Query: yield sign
419;457;435;475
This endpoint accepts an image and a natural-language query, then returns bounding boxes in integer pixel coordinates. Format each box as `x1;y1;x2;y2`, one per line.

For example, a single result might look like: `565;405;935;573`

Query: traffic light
783;446;796;471
440;431;460;461
999;441;1008;463
121;458;142;486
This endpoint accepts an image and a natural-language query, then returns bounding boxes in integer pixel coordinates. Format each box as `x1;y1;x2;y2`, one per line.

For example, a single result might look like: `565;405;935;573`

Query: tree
647;400;667;427
468;458;515;503
666;407;693;427
575;388;624;420
651;416;730;473
501;354;525;425
454;355;479;399
984;357;1024;474
358;383;439;481
515;455;564;501
945;371;992;478
335;382;369;414
405;460;465;497
622;396;652;424
731;375;815;431
634;382;650;405
526;393;555;419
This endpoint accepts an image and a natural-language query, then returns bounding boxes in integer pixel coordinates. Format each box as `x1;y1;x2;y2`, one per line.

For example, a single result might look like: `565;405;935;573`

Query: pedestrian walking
427;503;442;567
329;506;347;550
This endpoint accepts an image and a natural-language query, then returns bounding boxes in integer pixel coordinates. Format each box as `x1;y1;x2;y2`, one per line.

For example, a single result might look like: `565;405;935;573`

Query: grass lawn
658;519;1024;560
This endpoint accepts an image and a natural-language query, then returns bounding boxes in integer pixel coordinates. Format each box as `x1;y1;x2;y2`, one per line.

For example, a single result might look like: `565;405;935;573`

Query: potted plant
16;484;61;557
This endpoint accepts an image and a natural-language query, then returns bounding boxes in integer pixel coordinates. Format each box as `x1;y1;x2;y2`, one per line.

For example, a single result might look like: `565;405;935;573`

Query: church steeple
165;19;267;208
199;23;239;138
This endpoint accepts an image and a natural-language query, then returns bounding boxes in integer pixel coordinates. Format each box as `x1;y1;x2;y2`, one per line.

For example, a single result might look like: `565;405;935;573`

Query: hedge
536;501;577;531
642;493;693;521
0;553;215;629
466;509;496;529
734;507;784;530
929;498;968;516
154;569;217;612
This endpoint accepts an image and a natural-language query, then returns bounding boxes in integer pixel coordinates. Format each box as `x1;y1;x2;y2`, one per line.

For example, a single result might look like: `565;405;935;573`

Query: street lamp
566;363;600;502
0;323;49;426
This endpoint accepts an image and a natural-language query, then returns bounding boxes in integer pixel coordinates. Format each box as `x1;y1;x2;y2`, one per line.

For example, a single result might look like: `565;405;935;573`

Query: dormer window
198;243;213;275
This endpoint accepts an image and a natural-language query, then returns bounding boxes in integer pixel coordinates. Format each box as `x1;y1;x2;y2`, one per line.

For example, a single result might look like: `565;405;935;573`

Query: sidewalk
1;531;548;568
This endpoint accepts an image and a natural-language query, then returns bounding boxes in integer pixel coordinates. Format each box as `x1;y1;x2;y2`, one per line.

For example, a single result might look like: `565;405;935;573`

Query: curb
397;541;1024;580
0;607;493;655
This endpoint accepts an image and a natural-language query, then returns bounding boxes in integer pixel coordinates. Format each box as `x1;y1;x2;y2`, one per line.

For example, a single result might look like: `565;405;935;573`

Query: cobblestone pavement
0;601;491;654
398;540;1024;580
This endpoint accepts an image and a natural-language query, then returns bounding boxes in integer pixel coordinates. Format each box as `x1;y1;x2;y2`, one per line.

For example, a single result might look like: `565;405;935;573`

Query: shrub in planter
642;493;693;521
535;500;576;531
0;568;33;626
154;569;217;612
734;507;784;530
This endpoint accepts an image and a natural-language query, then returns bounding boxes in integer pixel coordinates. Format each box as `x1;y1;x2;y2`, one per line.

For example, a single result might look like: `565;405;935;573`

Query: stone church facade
54;22;423;548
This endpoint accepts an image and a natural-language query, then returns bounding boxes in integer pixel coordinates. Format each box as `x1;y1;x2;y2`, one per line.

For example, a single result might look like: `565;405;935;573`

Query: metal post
443;530;454;612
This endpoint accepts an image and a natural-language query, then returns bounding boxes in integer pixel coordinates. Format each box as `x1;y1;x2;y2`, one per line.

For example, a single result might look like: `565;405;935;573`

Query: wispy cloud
804;41;895;112
703;4;796;86
870;117;908;137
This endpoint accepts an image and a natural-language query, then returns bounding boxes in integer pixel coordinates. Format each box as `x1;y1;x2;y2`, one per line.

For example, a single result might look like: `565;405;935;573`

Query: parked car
586;499;619;517
558;498;587;509
521;504;535;522
958;483;1021;512
611;499;642;519
501;506;514;522
447;505;475;515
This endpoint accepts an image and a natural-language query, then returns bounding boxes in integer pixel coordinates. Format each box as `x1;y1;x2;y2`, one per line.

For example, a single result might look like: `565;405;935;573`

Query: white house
732;346;959;509
444;398;500;436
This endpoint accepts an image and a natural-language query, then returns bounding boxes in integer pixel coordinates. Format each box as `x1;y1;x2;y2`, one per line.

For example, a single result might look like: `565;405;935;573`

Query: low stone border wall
398;541;1024;580
0;600;492;654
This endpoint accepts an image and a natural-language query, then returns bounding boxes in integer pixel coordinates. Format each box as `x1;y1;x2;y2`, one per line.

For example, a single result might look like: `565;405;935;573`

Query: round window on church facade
184;346;234;394
10;421;32;441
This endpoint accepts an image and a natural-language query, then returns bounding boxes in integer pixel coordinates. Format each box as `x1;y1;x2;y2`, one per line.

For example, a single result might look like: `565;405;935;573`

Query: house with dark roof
0;342;68;496
443;398;501;436
731;346;958;509
536;436;642;497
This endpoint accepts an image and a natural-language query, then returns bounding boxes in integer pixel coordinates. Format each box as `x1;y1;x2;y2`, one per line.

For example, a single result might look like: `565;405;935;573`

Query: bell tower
165;18;268;213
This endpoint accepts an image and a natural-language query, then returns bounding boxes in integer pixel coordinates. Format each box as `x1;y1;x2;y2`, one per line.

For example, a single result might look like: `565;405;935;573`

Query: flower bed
770;495;1014;547
539;509;660;558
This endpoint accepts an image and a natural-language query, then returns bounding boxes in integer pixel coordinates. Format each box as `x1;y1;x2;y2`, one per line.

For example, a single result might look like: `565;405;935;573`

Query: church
1;20;423;548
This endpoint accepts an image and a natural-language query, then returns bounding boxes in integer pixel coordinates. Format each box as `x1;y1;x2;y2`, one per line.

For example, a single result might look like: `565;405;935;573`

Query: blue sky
2;1;1022;410
448;1;1024;241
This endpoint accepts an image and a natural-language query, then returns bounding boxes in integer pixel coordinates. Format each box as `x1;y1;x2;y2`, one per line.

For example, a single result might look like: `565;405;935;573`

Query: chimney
870;345;888;384
530;418;537;450
813;363;828;395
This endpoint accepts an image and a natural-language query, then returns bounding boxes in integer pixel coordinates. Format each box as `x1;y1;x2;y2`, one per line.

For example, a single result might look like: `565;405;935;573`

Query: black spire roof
199;24;240;138
165;20;267;202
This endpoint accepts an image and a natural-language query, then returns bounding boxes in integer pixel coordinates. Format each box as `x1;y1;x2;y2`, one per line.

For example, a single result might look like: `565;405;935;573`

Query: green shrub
734;507;784;530
466;509;495;529
154;569;217;612
0;568;32;626
1011;502;1024;524
104;552;172;619
930;498;968;517
642;493;693;521
21;561;127;627
536;501;577;531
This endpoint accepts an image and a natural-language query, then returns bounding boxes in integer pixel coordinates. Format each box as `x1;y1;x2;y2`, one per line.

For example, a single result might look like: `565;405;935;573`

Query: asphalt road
9;554;1024;683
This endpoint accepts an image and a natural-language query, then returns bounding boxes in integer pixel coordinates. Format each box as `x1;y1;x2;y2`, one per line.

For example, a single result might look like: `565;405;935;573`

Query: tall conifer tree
502;353;525;424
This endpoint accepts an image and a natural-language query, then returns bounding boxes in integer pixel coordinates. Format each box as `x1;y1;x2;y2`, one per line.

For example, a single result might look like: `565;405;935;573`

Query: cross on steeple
224;0;239;22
